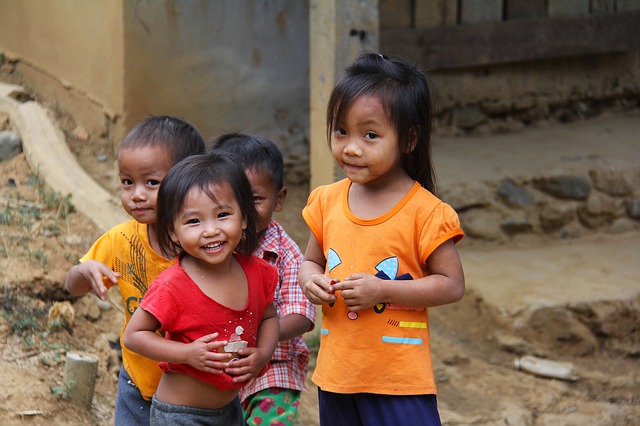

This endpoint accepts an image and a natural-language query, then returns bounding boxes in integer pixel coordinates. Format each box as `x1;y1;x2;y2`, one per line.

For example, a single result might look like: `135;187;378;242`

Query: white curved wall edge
0;82;129;233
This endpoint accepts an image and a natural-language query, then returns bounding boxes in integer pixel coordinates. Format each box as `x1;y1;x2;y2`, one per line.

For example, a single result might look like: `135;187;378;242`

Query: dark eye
364;132;378;140
121;179;133;186
186;218;199;224
334;128;347;136
148;179;161;186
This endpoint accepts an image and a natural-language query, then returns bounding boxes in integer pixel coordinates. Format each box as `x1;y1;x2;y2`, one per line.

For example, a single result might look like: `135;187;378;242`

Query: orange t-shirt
302;179;463;395
80;219;174;400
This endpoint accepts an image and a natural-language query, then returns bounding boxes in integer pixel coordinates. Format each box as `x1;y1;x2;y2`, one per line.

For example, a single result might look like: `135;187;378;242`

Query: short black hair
119;115;205;164
210;133;284;190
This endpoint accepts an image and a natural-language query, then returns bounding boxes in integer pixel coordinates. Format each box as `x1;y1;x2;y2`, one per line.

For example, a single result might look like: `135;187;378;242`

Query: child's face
169;182;247;268
245;167;286;233
118;145;173;224
330;94;405;186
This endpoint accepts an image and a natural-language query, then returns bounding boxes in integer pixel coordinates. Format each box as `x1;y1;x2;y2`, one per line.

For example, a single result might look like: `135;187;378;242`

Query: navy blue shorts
114;365;151;426
318;388;441;426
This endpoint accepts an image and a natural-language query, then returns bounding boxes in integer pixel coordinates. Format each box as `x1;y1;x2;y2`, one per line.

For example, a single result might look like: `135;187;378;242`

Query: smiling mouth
203;242;224;250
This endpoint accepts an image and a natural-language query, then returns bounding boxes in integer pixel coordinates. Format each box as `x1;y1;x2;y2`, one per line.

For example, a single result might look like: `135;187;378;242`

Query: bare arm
123;307;230;373
298;233;337;305
65;260;119;301
279;314;313;342
333;239;465;311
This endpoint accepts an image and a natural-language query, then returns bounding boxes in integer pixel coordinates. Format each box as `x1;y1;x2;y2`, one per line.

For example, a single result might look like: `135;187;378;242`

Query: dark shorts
318;388;441;426
114;365;151;426
150;395;243;426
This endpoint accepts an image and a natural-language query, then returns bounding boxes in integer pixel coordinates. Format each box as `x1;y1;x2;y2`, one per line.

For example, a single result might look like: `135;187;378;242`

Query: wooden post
63;351;99;410
309;0;379;190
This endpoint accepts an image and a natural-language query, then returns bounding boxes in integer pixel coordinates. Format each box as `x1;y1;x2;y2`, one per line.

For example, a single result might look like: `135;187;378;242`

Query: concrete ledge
0;83;128;233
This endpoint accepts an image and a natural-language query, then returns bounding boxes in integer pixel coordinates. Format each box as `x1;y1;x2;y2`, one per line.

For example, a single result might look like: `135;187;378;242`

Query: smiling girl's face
169;182;247;269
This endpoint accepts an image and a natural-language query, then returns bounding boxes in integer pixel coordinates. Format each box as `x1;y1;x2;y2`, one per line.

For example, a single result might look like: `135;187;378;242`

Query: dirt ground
1;103;639;425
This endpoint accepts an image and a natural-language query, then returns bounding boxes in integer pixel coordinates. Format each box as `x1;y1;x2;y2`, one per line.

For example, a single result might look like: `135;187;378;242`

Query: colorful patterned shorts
242;387;301;426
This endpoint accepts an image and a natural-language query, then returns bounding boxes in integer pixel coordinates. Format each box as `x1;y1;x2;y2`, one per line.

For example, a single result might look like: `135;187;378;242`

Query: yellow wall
0;1;310;177
0;0;123;139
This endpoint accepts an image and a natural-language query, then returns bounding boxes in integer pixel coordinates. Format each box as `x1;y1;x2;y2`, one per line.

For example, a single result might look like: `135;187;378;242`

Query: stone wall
444;166;640;241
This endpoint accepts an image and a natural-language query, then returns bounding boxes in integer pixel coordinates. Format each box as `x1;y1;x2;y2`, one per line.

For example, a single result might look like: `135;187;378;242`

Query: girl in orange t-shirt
299;53;465;426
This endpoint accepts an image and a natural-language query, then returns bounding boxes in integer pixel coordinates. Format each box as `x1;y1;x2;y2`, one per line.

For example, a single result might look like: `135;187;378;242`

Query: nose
343;137;362;157
202;221;220;238
131;185;147;201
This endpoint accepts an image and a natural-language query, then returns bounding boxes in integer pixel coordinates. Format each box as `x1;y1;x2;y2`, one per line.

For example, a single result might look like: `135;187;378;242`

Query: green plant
34;176;74;219
0;287;47;335
50;385;69;400
30;248;47;267
0;204;10;224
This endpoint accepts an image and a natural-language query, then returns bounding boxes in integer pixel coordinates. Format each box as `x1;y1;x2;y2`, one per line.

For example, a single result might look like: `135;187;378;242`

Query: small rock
608;217;638;233
589;169;632;197
535;175;591;200
497;179;534;208
626;199;640;219
459;209;504;241
0;130;22;162
62;234;84;246
578;192;619;228
500;217;534;235
74;295;103;321
72;126;89;141
48;301;75;331
540;203;575;232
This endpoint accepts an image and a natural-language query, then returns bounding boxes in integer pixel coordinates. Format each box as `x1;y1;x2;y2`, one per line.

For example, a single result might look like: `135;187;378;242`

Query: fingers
303;276;338;305
83;262;118;300
197;332;220;343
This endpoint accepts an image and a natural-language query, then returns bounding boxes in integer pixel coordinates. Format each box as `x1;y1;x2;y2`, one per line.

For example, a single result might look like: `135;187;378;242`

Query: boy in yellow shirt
65;115;205;425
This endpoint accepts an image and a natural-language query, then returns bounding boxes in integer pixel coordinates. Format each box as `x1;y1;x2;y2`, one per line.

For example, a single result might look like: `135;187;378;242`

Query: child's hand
184;333;232;374
333;273;383;312
224;346;269;384
73;260;119;301
300;274;339;305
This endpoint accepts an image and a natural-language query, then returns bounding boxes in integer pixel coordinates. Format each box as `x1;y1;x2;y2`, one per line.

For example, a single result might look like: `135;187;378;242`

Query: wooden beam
381;11;640;71
309;0;379;189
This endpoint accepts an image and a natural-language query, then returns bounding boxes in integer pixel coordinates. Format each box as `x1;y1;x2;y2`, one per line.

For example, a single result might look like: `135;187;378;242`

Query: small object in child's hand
219;340;248;361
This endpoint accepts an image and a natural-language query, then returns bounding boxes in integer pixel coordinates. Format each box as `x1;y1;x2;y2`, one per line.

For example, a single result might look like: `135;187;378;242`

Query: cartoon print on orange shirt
326;252;425;320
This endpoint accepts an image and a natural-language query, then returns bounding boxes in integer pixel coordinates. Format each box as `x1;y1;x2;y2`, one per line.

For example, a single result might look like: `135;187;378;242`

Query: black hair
119;115;206;164
156;151;259;258
326;53;437;193
210;133;285;190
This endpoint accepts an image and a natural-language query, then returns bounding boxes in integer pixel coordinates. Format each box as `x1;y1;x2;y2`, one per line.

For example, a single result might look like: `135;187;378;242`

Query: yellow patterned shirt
80;219;175;400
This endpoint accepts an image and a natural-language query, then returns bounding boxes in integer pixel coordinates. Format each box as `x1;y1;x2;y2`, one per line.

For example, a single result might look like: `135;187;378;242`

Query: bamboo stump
63;351;99;410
